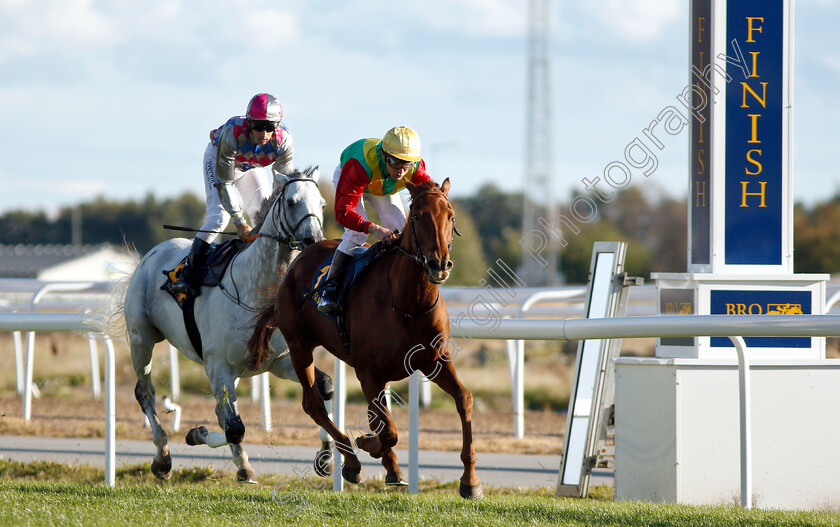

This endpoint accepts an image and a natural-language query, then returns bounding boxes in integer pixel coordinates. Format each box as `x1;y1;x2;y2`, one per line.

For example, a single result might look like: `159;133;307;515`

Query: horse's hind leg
354;372;406;486
427;361;482;499
129;333;171;480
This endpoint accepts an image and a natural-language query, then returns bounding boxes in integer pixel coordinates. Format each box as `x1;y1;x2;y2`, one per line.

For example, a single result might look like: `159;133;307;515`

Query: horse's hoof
313;447;335;478
237;468;257;484
341;464;365;484
354;434;383;458
151;457;172;480
459;482;483;500
185;426;207;446
385;471;408;486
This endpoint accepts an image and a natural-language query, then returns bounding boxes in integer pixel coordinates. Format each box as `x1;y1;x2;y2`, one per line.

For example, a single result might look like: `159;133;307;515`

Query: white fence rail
390;313;840;507
0;312;116;487
6;280;840;437
4;278;840;503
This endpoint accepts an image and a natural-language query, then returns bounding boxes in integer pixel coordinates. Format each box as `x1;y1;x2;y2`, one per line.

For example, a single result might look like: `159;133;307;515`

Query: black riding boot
317;250;352;313
171;238;210;295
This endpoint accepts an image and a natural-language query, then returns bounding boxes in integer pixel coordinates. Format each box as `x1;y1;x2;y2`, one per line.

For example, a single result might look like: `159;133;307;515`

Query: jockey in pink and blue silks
172;93;295;295
317;125;432;313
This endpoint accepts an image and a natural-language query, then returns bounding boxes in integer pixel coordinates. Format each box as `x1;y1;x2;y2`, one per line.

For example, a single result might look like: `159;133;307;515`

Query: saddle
308;242;391;349
159;238;246;358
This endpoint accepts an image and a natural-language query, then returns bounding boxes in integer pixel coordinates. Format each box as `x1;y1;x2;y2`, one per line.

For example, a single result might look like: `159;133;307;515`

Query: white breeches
198;142;272;243
332;164;407;254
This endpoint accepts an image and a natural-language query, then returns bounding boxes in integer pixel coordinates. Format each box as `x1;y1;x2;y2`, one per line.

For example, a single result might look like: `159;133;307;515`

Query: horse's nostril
302;237;315;247
445;260;454;271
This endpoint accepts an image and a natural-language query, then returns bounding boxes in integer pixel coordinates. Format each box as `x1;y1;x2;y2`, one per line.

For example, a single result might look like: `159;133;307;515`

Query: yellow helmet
381;126;421;162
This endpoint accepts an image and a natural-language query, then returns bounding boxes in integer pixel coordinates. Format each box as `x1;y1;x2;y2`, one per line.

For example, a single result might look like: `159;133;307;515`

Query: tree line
1;184;837;285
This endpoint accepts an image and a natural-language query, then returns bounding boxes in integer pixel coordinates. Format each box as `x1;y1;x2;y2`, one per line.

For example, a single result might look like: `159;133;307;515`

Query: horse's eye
286;198;295;208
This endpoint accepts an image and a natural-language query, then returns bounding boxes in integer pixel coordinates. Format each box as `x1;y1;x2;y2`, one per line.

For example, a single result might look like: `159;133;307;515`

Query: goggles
384;152;414;170
249;120;278;132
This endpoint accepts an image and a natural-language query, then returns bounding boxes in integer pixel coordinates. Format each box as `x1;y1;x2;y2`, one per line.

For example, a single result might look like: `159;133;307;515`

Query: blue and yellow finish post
657;0;827;359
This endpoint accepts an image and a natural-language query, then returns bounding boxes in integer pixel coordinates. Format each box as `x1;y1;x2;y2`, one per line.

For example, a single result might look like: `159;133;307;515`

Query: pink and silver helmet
246;93;283;123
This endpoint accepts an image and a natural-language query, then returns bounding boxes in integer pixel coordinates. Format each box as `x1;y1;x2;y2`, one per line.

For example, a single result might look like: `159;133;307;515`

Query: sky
1;0;839;216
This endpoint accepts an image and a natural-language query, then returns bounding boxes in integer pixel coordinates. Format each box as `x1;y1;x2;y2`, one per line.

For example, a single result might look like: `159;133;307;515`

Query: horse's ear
440;178;451;196
405;180;419;197
308;165;321;183
274;170;290;187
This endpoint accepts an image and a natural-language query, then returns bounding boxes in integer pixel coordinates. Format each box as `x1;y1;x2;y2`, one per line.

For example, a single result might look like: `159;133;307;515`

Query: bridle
258;177;323;251
383;188;460;318
395;189;460;275
218;176;323;310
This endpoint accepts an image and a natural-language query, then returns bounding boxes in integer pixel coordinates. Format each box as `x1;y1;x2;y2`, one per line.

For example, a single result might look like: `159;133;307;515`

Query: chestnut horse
248;178;482;499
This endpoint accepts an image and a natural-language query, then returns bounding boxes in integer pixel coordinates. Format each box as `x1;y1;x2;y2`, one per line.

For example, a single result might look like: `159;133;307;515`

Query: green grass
0;460;838;526
1;480;838;527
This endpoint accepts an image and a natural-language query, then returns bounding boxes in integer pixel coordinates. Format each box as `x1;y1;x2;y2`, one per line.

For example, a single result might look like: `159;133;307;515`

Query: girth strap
182;296;203;359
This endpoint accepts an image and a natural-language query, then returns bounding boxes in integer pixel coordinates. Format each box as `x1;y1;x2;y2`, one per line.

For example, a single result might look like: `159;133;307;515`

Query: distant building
0;244;134;281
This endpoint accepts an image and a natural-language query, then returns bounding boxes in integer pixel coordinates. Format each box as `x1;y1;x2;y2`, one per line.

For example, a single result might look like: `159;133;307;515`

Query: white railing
7;281;840;441
0;279;189;432
329;313;840;508
24;281;111;403
507;288;587;439
0;312;116;487
1;280;112;401
3;293;840;505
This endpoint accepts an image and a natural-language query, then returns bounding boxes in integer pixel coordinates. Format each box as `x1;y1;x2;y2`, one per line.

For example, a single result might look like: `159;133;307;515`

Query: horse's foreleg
428;361;483;499
193;365;256;483
131;340;171;480
289;346;364;484
214;397;256;483
269;355;335;477
355;374;406;486
228;443;257;483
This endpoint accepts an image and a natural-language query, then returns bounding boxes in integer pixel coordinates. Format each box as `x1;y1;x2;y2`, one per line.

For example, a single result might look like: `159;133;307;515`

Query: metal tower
520;0;559;286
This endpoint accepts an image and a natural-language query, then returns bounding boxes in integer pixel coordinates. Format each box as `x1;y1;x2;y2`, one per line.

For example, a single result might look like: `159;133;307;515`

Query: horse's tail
103;246;141;347
247;304;277;371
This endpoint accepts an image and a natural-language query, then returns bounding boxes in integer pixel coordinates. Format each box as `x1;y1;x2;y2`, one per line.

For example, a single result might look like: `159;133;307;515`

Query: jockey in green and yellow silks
338;138;420;197
317;126;433;313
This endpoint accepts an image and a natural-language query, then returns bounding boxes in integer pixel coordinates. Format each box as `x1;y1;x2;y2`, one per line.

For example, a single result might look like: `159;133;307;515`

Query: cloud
822;55;840;75
586;0;682;43
0;0;117;63
411;0;526;37
0;1;301;66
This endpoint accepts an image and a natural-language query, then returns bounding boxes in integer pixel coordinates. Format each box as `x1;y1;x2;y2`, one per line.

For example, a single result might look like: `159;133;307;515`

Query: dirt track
0;388;566;456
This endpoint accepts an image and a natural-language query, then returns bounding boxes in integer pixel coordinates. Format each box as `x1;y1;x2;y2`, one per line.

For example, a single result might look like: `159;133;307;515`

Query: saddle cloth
308;242;387;315
160;238;245;306
159;238;246;358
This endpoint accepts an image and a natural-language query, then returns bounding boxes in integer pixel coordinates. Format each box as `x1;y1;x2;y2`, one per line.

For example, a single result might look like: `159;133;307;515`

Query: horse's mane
251;166;315;230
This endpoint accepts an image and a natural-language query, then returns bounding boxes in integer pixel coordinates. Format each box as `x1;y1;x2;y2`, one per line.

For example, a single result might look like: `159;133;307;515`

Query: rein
382;189;451;318
262;177;323;251
219;176;322;311
394;189;458;273
381;255;441;318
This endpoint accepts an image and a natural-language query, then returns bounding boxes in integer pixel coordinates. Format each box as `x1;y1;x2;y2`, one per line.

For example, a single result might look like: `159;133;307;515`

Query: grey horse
113;166;334;482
